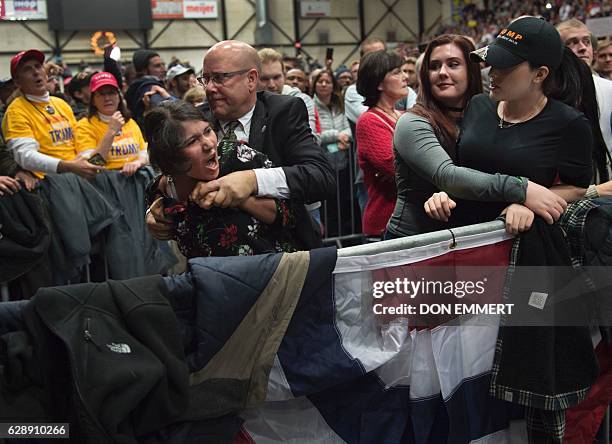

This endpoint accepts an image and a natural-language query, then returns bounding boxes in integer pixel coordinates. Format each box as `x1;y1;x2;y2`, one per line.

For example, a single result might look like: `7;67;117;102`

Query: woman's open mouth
204;152;219;171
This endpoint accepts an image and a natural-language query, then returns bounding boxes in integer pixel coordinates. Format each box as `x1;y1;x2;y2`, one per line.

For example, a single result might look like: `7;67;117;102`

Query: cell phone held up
326;47;334;62
88;153;107;166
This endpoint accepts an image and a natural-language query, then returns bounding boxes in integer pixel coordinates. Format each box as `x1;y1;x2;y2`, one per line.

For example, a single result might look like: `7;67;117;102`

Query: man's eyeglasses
197;69;251;87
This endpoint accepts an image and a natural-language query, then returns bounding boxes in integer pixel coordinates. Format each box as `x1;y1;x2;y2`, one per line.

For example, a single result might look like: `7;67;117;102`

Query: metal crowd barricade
338;219;508;257
322;136;364;247
0;208;609;441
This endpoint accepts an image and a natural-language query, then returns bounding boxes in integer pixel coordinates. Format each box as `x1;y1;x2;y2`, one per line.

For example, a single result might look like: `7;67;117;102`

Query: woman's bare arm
238;196;277;224
552;181;612;202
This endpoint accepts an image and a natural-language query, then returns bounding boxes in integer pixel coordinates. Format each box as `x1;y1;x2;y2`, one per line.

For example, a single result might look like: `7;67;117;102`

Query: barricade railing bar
338;219;509;257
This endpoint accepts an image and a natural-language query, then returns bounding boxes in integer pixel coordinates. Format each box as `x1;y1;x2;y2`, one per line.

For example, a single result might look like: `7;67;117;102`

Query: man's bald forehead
205;40;260;70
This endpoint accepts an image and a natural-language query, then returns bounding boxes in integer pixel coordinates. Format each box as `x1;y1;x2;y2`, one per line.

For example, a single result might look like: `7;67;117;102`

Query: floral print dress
148;141;297;258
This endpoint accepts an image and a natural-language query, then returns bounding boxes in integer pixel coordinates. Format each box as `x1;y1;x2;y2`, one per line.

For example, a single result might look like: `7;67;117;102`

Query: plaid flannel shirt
490;199;598;411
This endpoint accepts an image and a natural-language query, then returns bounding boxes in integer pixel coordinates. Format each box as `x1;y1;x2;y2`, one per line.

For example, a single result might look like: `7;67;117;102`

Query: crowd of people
0;5;612;442
441;0;610;71
0;10;610;264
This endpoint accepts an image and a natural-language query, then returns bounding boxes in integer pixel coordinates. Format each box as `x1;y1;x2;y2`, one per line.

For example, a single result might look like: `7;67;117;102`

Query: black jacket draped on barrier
0;248;330;443
0;190;51;285
490;218;599;410
39;172;120;283
38;168;175;283
584;196;612;341
87;167;177;279
0;276;190;443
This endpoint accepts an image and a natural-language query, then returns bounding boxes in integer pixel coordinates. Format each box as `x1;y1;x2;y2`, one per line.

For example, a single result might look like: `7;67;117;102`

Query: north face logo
106;343;131;353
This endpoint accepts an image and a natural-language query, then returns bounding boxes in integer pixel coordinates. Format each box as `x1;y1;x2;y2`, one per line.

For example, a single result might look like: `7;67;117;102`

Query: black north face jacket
1;276;190;443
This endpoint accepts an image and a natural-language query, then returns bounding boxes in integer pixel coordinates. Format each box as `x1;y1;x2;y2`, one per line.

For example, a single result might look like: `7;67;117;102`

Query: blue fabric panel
278;247;366;397
187;253;282;370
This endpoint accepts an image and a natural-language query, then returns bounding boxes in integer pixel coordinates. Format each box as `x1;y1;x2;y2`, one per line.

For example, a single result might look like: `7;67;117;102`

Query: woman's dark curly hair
144;100;212;176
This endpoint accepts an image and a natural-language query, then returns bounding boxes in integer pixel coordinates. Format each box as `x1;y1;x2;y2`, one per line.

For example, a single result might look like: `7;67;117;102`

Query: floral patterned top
147;141;297;258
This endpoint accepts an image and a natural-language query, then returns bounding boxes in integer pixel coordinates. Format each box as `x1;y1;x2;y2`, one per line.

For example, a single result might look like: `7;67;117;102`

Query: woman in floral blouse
144;100;296;258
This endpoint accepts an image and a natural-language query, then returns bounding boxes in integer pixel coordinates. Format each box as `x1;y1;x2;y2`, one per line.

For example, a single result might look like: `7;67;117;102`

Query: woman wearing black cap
425;17;596;232
423;16;600;443
386;33;567;239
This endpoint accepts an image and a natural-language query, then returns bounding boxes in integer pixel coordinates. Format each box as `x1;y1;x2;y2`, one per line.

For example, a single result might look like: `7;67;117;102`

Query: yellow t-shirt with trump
1;95;78;177
75;115;147;170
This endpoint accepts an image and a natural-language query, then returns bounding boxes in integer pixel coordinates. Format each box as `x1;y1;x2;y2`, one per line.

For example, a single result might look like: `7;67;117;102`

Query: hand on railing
15;170;38;191
0;176;21;196
500;204;534;235
57;157;104;180
120;160;146;177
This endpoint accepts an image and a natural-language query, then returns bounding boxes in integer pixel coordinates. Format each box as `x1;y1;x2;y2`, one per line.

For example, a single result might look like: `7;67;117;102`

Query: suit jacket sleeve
275;97;335;203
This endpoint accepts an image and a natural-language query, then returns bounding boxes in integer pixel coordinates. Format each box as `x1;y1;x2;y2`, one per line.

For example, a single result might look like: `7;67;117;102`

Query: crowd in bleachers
439;0;611;48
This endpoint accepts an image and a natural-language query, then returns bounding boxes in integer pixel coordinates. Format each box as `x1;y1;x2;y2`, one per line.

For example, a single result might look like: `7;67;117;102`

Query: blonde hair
556;19;597;51
258;48;284;68
556;18;589;34
182;86;206;106
598;39;612;52
414;52;425;75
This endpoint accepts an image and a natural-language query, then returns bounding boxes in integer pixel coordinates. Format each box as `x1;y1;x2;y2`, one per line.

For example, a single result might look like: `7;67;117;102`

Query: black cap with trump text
470;16;563;70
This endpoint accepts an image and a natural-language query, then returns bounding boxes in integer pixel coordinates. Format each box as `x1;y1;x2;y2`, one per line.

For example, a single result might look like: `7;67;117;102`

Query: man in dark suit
146;40;334;249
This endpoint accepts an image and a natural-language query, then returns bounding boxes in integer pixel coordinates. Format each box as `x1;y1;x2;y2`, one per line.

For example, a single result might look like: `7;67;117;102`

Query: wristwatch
585;184;599;199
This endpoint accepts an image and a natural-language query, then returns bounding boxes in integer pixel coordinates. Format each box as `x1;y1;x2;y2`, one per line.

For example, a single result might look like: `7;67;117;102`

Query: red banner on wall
0;0;47;20
152;0;217;19
151;0;183;19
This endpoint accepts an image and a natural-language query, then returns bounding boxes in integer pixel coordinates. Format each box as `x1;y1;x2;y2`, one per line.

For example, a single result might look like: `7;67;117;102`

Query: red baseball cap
10;49;45;79
89;71;119;93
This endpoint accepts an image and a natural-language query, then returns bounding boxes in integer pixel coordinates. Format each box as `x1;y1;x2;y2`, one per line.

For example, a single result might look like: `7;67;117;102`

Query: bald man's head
202;40;261;120
205;40;261;72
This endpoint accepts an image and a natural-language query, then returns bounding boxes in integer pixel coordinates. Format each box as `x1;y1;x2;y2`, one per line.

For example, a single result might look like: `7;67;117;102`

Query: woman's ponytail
545;47;611;183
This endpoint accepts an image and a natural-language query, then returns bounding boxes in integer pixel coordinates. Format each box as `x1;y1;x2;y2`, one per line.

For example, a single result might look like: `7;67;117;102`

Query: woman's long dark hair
537;47;611;183
411;34;482;159
310;69;344;113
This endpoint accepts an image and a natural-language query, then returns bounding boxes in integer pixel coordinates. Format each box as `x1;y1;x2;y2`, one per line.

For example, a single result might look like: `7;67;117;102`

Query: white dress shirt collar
220;104;256;141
